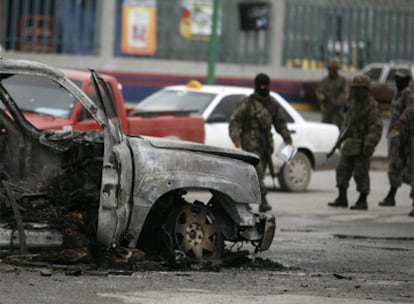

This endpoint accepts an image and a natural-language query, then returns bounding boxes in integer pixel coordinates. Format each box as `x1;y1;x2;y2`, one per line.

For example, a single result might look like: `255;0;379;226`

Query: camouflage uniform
388;105;414;216
315;58;349;128
387;87;414;186
379;68;414;207
328;75;383;210
229;93;291;155
229;86;291;211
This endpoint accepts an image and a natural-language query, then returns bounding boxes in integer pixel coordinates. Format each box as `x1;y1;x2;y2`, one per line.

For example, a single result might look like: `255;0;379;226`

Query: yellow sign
180;0;221;40
121;0;157;55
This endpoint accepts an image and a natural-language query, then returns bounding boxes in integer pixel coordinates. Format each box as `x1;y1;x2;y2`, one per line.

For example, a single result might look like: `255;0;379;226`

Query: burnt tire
165;202;223;261
278;151;311;192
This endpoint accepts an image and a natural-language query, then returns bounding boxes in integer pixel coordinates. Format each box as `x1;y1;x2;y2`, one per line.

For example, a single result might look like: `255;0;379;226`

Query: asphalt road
1;111;412;304
1;169;413;304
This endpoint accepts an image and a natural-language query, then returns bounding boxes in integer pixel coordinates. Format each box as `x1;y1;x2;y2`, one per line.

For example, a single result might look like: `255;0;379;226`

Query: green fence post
207;0;219;85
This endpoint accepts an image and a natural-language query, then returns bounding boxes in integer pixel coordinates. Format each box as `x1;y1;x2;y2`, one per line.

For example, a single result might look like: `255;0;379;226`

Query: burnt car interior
0;74;106;262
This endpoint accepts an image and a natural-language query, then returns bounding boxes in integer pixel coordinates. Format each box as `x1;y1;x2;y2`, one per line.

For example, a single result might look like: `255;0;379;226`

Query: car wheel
278;151;311;192
165;201;223;261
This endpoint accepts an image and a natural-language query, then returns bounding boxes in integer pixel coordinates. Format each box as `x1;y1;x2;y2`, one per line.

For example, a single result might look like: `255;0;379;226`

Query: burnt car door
89;70;134;249
0;62;133;252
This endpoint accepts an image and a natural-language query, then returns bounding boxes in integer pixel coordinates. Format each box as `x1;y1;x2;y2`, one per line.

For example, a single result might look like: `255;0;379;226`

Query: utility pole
207;0;219;84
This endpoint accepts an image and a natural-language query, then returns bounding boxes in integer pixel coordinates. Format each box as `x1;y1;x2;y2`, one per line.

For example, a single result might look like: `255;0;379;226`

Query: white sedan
133;81;340;192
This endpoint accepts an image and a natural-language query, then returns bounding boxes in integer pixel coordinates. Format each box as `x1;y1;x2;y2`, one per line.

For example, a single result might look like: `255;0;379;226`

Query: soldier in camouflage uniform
229;73;292;212
379;68;414;207
315;57;349;128
388;104;414;217
328;75;383;210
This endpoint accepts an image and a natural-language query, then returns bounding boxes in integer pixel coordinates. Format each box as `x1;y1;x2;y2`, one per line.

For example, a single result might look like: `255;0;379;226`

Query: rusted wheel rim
169;203;222;260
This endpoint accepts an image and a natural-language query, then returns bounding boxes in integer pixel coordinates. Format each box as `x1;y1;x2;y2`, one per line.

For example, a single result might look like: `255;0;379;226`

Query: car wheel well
137;189;236;261
298;148;315;169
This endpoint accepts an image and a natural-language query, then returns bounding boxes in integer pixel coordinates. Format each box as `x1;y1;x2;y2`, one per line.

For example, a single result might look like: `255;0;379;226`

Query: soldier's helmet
351;74;370;88
327;57;340;70
395;68;411;79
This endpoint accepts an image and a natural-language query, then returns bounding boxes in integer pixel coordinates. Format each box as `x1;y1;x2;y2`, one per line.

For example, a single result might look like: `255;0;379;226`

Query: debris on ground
1;248;298;275
333;273;353;280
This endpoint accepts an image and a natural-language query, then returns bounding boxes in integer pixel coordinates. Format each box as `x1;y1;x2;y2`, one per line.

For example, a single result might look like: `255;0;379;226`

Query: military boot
328;187;348;208
259;195;272;212
350;192;368;210
378;186;397;207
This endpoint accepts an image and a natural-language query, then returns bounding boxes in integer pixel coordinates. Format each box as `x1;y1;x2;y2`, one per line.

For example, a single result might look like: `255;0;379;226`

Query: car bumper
239;212;276;251
258;212;276;251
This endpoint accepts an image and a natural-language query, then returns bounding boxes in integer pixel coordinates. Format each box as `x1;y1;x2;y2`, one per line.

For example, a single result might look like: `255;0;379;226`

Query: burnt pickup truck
0;58;275;265
4;67;205;143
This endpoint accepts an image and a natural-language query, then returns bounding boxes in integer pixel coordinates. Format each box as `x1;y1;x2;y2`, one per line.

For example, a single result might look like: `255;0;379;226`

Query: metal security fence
283;0;414;71
114;0;272;64
0;0;272;64
0;0;98;54
2;0;412;70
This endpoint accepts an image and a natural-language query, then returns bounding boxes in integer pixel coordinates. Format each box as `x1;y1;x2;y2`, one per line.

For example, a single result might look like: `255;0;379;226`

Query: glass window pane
2;74;77;118
209;95;244;122
135;90;216;114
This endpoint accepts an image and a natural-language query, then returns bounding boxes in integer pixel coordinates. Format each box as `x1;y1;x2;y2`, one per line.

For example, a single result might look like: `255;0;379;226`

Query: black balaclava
254;73;270;97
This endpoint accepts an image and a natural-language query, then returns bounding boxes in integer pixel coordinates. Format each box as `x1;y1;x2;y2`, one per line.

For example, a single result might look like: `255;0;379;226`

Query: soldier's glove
362;144;375;156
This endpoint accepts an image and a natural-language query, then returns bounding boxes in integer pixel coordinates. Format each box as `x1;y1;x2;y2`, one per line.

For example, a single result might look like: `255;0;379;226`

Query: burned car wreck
0;58;275;267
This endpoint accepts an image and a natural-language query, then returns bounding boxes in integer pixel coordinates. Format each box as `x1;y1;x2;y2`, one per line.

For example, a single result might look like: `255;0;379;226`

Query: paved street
1;169;413;304
1;111;412;304
264;169;413;239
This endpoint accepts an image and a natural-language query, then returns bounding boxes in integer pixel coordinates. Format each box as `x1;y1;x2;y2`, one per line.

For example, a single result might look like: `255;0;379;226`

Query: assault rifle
326;123;350;159
263;130;277;189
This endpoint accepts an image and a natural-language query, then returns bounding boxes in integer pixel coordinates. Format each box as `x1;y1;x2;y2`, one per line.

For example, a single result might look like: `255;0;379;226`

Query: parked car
0;58;275;264
301;61;414;110
0;68;205;143
360;61;414;108
132;81;340;192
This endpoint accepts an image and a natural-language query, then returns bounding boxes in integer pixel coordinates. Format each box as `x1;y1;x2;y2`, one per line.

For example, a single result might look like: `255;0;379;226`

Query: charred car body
0;58;275;264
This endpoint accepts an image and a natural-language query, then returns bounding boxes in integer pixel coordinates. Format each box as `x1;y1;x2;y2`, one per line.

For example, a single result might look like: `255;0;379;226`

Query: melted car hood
140;135;260;166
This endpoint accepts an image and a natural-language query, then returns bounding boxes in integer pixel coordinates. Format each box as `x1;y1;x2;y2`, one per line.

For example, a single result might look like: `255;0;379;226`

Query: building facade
1;0;413;103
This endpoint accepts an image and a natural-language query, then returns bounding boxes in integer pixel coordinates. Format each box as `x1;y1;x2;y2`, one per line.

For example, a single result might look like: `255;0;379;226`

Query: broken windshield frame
0;74;78;119
90;69;123;144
